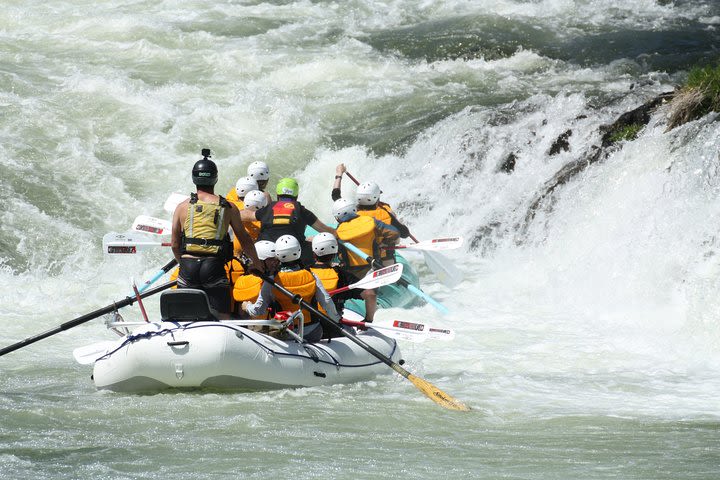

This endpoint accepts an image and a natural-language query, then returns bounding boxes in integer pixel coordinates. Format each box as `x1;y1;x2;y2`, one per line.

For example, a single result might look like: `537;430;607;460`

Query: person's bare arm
239;208;257;223
170;200;189;263
311;219;337;237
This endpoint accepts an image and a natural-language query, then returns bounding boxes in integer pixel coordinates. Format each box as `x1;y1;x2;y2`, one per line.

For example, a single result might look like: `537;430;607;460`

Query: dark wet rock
520;91;674;234
498;152;517;173
600;91;674;147
548;129;572;155
470;222;503;253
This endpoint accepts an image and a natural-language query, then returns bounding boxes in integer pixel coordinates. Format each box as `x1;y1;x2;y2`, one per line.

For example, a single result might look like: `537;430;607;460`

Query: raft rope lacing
95;322;398;369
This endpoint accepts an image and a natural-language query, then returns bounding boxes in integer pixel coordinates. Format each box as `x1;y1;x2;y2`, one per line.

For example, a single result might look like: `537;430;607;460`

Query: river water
1;1;719;478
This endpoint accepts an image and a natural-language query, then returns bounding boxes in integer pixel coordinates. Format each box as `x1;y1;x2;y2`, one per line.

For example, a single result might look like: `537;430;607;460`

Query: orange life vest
336;215;377;267
274;269;316;325
226;258;246;284
357;203;393;225
309;266;339;315
232;274;265;318
226;188;241;207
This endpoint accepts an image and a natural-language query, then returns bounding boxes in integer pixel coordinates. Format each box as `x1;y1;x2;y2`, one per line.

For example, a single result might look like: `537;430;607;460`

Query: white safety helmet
235;176;259;198
275;235;302;262
254;240;276;261
312;232;338;256
356;181;381;206
332;197;358;223
243;190;267;211
247;161;270;181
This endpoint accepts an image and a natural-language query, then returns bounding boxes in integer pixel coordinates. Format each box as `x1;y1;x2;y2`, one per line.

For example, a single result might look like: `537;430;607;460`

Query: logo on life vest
283;202;295;209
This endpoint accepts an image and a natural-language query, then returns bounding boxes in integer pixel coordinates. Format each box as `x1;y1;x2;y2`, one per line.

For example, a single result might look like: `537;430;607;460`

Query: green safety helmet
276;177;299;197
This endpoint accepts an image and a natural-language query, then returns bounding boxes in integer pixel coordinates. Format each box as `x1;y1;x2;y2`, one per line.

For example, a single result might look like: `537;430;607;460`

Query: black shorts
178;257;230;314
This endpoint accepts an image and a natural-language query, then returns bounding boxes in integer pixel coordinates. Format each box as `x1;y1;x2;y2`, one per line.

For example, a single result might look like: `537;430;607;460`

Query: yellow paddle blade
406;372;470;412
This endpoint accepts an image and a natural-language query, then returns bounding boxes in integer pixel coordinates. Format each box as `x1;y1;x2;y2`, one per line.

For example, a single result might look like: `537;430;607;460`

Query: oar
257;271;469;411
0;280;177;358
384;237;464;252
343;170;463;288
132;215;171;235
338;239;449;315
136;258;178;294
73;340;120;365
341;318;455;342
327;263;404;296
103;232;170;254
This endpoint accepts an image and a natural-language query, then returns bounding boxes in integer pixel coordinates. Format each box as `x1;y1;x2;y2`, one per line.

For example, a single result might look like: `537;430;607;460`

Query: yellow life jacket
310;266;339;292
357;203;393;225
232;219;261;256
310;266;339;315
336;215;377;267
226;187;241;207
226;258;246;284
182;194;232;258
232;274;265;318
169;266;179;289
274;269;316;325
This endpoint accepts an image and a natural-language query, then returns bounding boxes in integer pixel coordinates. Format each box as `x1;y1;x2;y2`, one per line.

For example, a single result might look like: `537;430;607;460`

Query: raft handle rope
94;321;395;369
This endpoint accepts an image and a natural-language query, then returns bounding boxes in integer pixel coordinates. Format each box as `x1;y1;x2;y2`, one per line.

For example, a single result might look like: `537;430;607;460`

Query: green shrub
685;63;720;111
608;123;642;143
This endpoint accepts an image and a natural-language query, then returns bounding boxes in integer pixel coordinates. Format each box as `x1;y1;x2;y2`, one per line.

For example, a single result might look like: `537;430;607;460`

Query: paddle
343;170;464;288
341;317;455;342
383;237;464;252
132;215;171;235
103;232;170;254
256;270;469;411
0;280;177;358
163;192;190;212
136;259;178;294
327;263;403;296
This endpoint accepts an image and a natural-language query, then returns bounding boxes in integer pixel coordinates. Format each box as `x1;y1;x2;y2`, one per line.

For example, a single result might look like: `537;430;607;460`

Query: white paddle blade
373;318;456;342
400;237;464;252
132;215;171;236
102;232;169;255
163;193;190;213
423;250;464;288
73;341;118;365
354;263;404;290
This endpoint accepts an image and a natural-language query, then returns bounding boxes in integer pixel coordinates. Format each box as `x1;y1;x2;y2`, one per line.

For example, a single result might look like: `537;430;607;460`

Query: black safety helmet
192;154;218;186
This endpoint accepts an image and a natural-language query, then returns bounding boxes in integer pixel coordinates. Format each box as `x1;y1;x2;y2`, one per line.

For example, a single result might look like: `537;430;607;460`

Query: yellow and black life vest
336;215;377;267
182;193;232;259
274;269;316;325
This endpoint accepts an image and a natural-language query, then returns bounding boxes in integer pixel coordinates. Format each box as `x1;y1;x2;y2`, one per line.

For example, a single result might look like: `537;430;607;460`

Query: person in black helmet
171;150;263;317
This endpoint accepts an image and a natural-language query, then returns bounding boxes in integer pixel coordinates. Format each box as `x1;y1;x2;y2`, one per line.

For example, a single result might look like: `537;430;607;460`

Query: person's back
171;150;262;316
331;198;398;322
310;233;361;321
248;177;336;266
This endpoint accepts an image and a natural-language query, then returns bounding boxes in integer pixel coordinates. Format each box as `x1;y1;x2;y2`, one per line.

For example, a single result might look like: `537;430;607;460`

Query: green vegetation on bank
607;123;642;143
667;61;720;130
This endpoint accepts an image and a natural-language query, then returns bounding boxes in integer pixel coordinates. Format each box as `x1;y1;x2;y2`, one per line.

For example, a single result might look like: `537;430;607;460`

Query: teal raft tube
342;253;421;317
304;226;421;317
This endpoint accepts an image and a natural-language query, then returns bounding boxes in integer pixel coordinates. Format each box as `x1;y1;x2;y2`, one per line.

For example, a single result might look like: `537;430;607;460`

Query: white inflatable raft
78;289;401;392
